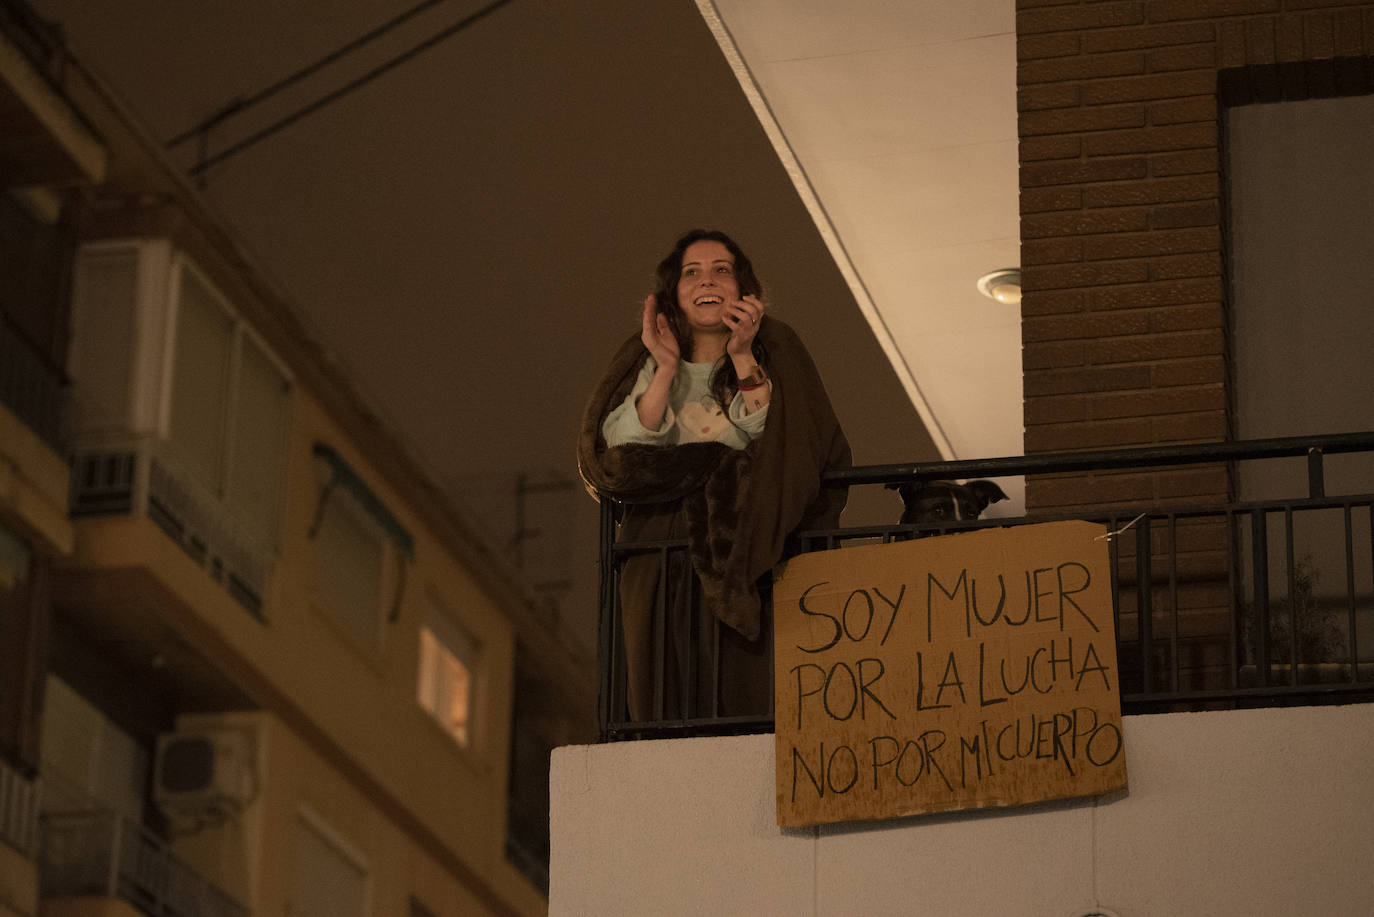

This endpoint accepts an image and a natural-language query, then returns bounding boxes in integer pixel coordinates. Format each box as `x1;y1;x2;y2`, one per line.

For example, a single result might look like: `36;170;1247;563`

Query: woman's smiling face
676;239;739;334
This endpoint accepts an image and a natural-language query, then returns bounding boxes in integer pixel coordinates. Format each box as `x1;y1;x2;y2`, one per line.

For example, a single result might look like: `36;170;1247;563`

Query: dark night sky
38;0;939;656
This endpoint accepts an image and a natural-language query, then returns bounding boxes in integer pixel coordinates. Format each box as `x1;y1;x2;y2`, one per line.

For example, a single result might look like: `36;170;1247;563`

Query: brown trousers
616;503;770;723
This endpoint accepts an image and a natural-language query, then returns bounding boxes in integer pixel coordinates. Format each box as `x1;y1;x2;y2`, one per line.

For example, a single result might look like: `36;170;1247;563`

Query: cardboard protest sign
774;520;1126;828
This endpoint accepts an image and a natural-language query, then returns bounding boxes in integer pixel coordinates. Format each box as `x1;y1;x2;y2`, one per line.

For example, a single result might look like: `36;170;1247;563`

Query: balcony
69;435;273;619
595;431;1374;740
39;807;245;917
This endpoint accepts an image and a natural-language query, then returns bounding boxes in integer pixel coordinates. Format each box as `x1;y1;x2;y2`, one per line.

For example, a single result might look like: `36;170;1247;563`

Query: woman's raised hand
641;295;680;369
725;294;765;357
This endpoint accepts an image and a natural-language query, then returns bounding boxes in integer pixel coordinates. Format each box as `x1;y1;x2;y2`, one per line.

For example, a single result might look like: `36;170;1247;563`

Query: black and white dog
886;479;1009;527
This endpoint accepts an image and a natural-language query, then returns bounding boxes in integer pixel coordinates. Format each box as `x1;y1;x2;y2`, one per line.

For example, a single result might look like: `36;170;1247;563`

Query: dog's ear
965;479;1009;511
885;481;921;500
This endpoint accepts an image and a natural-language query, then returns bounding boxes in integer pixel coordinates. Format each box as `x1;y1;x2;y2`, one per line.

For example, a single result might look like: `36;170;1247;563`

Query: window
69;245;139;434
1229;94;1374;494
168;268;232;489
1227;94;1374;664
293;809;368;917
38;675;149;822
417;595;480;748
309;444;412;654
167;261;290;552
311;481;391;652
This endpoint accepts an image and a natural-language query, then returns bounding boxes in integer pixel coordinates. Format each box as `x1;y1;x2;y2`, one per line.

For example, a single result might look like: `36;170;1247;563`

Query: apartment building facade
0;4;589;916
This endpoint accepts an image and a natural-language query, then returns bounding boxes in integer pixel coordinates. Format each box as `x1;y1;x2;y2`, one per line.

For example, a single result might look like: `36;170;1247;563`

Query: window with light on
417;606;479;748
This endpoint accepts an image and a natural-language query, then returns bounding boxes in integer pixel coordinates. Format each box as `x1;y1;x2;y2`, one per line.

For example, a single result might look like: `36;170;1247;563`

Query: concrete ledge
552;704;1374;916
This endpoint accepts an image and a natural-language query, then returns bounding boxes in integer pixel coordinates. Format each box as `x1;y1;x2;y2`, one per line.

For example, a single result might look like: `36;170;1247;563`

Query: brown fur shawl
577;317;850;640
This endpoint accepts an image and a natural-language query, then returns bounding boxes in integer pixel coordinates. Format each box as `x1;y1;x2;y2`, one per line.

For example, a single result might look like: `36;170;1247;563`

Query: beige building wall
164;711;529;917
55;283;545;915
0;842;37;917
551;703;1374;916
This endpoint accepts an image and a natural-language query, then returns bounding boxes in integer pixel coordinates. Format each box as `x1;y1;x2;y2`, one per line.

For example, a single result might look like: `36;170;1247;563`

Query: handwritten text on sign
773;520;1127;827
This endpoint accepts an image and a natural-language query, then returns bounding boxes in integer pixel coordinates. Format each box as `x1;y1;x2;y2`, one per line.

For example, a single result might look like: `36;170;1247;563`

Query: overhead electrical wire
165;0;457;150
173;0;516;176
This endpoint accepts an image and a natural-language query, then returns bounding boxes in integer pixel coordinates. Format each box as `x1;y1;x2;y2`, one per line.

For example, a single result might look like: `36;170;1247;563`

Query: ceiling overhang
695;0;1025;503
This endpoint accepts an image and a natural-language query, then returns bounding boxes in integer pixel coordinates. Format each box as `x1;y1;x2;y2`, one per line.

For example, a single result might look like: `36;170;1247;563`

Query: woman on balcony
578;229;850;723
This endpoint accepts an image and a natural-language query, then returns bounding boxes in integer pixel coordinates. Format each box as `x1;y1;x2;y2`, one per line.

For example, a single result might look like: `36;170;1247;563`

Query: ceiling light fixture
976;268;1022;305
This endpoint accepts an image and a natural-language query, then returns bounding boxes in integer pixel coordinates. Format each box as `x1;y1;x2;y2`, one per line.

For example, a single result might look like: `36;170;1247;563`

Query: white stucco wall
551;703;1374;916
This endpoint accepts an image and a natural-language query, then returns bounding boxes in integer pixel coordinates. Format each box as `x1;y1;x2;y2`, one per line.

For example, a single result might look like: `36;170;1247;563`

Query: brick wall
1016;0;1374;693
1016;0;1374;516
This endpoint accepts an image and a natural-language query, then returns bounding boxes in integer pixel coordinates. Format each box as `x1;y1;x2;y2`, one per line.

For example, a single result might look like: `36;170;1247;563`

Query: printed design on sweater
678;394;732;442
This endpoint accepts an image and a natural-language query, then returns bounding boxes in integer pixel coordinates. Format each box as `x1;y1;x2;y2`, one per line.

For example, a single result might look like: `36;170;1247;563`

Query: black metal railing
39;808;246;917
0;309;67;450
597;431;1374;740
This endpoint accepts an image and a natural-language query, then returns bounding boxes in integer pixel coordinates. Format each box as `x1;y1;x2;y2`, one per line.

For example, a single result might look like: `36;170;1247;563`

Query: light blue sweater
602;356;768;450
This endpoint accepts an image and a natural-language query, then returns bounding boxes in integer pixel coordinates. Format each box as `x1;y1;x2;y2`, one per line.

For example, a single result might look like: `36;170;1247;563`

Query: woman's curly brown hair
649;229;769;416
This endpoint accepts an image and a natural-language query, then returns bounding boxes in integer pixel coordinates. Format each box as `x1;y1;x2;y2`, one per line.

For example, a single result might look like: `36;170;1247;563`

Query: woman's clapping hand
641;295;680;369
724;294;765;357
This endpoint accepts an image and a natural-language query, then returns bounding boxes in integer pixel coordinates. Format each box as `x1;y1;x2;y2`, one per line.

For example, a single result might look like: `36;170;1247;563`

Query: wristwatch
738;366;768;390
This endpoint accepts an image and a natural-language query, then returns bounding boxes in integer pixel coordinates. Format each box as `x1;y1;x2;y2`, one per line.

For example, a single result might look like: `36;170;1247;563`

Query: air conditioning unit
153;727;256;821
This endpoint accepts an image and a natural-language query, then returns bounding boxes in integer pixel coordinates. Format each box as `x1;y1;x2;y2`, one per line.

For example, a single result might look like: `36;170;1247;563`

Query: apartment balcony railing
69;435;273;619
0;308;67;451
39;808;246;917
597;431;1374;740
0;756;40;857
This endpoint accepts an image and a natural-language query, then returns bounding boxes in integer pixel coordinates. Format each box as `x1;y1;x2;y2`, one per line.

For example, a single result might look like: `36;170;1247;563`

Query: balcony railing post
685;564;700;719
651;547;667;722
1346;506;1358;680
1226;511;1239;688
1136;516;1153;694
1284;509;1298;686
1166;514;1180;694
678;553;693;720
1307;447;1326;498
1251;511;1270;685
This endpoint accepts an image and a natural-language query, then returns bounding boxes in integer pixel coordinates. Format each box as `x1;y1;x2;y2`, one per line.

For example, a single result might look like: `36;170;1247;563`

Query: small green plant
1244;555;1346;666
